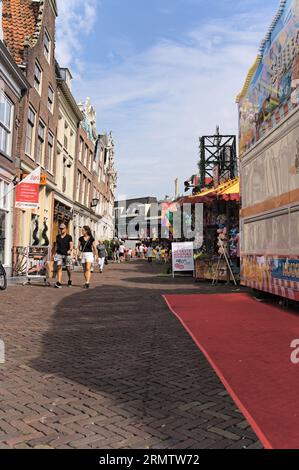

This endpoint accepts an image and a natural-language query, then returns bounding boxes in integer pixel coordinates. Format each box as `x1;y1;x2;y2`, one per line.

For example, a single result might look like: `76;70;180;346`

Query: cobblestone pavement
0;261;263;449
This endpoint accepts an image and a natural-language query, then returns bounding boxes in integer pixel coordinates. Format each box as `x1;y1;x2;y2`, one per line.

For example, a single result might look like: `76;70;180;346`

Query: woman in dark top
78;226;98;288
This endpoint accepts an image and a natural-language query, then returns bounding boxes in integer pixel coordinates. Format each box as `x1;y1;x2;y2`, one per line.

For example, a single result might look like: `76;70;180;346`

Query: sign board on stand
23;246;51;286
172;242;194;278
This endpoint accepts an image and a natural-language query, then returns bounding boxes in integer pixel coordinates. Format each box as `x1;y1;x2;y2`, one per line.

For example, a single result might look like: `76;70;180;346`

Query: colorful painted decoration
238;0;299;154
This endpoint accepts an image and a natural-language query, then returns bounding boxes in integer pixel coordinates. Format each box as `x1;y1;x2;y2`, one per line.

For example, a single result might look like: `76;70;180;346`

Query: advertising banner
172;242;194;276
15;167;41;210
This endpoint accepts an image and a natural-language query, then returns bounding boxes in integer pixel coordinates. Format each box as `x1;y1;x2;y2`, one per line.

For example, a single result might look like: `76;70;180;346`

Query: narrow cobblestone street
0;261;262;449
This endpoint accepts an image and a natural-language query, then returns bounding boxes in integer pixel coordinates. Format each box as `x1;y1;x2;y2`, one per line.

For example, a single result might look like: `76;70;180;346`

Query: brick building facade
0;40;28;274
3;0;59;249
1;0;117;275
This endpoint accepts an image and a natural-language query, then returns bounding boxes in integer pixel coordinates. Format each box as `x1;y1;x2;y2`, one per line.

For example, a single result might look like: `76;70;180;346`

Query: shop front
52;199;73;243
14;178;53;247
12;179;54;276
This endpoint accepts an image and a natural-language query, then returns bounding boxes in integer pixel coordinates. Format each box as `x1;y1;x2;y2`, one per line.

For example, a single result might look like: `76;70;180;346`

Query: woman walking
79;226;98;288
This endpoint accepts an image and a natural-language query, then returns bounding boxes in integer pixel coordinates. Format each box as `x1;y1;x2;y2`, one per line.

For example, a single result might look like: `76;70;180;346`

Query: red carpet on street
163;293;299;449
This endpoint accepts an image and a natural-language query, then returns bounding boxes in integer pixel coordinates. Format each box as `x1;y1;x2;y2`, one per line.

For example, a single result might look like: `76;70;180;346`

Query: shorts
82;252;94;264
55;254;73;267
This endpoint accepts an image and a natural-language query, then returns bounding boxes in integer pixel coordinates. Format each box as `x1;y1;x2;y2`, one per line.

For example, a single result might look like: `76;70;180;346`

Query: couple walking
53;224;107;289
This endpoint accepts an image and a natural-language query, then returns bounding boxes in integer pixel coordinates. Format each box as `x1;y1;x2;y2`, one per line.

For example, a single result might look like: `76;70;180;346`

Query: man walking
119;243;125;262
53;224;73;288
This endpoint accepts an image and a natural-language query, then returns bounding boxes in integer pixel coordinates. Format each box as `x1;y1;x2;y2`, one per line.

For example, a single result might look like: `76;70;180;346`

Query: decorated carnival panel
239;0;299;153
242;210;299;255
241;255;299;301
241;120;299;208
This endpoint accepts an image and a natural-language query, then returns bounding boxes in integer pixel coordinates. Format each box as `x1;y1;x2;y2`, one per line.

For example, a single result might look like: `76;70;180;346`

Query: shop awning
180;178;240;204
218;179;240;201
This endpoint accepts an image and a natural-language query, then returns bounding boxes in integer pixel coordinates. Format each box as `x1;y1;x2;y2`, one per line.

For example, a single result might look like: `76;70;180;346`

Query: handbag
78;238;90;262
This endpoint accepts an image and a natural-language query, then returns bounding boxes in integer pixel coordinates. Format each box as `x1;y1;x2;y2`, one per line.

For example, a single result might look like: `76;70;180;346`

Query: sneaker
68;280;73;287
84;283;90;289
55;282;62;289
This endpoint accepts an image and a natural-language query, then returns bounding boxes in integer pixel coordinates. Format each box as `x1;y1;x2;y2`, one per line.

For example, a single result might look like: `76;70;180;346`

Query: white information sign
172;242;194;276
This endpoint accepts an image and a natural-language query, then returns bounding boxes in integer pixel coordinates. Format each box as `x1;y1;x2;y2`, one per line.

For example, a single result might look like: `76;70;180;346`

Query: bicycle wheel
0;263;7;290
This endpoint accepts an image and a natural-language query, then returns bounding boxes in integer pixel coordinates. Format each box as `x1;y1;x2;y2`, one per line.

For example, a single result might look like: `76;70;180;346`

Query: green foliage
103;239;120;259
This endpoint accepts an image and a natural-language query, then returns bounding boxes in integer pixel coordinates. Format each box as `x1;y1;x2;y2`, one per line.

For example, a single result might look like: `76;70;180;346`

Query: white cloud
72;8;276;199
55;2;277;199
56;0;97;67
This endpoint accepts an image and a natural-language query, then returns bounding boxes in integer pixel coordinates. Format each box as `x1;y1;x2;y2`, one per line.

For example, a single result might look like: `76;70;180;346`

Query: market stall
181;178;240;282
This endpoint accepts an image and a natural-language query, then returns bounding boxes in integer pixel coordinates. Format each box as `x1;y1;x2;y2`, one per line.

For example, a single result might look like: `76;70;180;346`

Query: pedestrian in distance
139;243;145;259
156;247;161;263
119;243;125;262
53;223;73;288
78;226;98;289
147;245;153;263
112;245;118;263
97;240;107;273
116;246;120;263
127;248;132;261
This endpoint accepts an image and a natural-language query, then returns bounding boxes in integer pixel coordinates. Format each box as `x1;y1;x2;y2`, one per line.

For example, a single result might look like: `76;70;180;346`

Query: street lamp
91;198;99;208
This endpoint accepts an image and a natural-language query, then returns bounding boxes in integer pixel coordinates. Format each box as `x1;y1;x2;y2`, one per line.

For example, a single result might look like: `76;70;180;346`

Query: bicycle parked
0;261;7;290
0;237;7;290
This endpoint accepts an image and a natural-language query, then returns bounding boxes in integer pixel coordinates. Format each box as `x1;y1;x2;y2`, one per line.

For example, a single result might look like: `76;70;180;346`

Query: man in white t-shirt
139;244;145;259
119;243;125;262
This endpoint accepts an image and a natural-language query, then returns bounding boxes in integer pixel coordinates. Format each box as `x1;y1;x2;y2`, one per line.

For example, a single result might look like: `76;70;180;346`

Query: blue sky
56;0;280;199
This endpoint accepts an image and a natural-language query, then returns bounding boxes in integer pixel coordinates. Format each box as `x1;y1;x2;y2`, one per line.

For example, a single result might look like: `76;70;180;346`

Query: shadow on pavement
30;281;261;448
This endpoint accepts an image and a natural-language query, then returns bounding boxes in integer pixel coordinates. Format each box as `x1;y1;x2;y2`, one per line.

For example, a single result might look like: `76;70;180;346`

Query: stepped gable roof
2;0;45;65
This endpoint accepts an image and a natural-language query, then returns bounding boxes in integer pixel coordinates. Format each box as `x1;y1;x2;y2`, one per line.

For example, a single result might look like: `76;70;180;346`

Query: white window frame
47;131;54;173
34;61;43;94
44;29;51;62
36;120;46;166
48;85;54;112
0;92;13;157
25;106;36;158
79;138;84;161
76;170;81;202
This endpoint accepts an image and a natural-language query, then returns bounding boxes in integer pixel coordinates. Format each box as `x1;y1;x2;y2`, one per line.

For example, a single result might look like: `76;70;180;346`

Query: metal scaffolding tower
199;126;237;187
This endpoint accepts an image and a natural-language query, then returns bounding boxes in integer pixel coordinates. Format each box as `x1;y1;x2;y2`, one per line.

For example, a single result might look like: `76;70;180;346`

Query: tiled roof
2;0;44;65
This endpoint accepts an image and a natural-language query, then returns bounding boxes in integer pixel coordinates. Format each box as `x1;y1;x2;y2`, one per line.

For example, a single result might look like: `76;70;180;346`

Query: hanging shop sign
15;167;41;210
21;172;47;185
172;242;194;275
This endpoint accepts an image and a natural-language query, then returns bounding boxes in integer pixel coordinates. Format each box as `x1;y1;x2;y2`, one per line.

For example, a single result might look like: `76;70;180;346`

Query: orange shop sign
21;172;47;185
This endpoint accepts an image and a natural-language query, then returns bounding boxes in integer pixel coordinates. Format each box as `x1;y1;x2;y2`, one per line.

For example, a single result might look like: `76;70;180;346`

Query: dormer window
44;29;51;62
